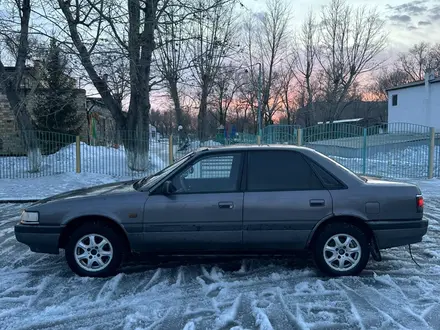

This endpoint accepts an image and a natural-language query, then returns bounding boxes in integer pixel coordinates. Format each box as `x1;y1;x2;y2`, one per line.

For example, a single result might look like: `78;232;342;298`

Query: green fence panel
1;124;439;180
262;125;301;144
302;123;365;174
364;123;431;178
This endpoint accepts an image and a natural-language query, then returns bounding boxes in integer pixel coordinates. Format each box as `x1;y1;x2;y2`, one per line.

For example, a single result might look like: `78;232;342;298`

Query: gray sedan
14;145;428;277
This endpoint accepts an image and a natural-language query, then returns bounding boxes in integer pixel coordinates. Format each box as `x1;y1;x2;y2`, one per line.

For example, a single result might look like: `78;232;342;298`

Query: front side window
171;153;242;193
247;151;323;191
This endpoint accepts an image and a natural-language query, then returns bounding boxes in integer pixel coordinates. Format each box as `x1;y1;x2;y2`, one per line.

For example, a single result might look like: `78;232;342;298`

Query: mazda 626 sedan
14;145;428;277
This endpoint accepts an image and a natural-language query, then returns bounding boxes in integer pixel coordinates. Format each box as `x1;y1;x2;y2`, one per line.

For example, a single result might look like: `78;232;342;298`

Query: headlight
20;211;39;224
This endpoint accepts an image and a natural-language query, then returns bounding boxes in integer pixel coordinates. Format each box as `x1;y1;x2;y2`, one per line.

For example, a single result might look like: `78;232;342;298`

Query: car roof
196;144;313;153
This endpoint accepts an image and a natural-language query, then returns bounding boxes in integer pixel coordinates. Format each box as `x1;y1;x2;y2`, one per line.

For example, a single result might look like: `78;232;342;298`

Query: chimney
425;68;435;84
424;68;433;126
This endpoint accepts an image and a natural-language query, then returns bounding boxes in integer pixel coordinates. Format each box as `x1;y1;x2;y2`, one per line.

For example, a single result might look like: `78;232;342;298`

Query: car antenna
408;244;421;268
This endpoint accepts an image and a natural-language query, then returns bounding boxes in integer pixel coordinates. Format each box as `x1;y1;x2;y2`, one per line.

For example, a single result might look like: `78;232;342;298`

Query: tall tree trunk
0;0;41;172
124;0;156;171
169;82;184;127
198;84;209;141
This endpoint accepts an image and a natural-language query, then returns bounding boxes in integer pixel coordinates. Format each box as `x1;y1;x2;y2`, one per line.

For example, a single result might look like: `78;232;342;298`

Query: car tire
313;222;370;276
65;223;124;277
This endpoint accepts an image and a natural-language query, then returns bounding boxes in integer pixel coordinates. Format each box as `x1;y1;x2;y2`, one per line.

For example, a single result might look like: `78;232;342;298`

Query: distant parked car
14;145;427;277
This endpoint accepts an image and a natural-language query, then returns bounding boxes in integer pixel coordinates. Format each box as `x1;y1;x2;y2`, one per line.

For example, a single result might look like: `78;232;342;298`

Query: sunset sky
241;0;440;61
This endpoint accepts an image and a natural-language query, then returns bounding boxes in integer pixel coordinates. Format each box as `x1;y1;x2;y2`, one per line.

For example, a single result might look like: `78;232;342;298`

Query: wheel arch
58;215;131;253
307;215;375;249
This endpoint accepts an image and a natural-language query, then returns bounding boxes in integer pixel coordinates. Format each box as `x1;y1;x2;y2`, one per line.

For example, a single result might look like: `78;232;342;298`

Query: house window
392;94;398;106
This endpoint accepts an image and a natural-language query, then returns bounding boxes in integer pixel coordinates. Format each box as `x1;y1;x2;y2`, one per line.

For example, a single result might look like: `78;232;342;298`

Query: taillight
416;195;424;212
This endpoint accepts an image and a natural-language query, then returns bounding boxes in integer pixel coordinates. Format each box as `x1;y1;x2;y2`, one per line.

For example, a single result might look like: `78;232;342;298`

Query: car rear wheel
313;223;370;276
65;223;124;277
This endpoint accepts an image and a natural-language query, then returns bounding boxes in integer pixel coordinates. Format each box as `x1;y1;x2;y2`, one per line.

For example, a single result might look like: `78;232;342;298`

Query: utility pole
257;62;262;142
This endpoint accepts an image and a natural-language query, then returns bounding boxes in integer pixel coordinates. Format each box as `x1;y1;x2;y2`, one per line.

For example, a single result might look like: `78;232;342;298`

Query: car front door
143;152;244;253
243;150;333;251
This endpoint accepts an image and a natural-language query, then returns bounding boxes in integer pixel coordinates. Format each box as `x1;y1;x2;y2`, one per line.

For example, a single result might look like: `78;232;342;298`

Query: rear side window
308;160;344;189
247;151;323;191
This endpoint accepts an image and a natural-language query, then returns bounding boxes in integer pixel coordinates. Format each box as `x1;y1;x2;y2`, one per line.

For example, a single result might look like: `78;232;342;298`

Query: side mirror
162;181;176;195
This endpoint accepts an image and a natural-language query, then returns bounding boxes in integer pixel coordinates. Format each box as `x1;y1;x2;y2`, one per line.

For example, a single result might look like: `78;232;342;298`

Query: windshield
133;152;194;190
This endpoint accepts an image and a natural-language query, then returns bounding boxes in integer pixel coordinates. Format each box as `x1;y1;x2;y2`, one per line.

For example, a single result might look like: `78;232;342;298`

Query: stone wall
0;94;23;155
0;88;88;156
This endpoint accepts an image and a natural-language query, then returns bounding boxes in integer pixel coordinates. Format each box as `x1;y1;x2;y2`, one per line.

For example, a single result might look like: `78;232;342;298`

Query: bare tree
398;42;440;81
316;0;387;121
155;2;189;129
0;0;42;171
259;0;291;125
292;10;318;126
242;0;291;129
369;67;411;101
209;64;243;127
53;0;167;170
187;0;237;141
278;58;298;125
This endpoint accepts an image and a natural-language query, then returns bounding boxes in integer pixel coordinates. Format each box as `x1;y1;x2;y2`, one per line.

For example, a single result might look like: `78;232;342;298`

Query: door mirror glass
162;181;176;195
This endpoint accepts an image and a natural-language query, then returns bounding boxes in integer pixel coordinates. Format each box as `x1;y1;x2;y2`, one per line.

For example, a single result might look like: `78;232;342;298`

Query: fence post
168;134;174;165
297;128;302;146
428;127;435;179
75;136;81;173
362;128;367;175
257;135;261;145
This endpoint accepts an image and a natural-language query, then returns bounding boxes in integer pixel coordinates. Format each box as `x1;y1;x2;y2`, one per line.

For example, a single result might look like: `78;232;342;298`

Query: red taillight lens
416;195;424;211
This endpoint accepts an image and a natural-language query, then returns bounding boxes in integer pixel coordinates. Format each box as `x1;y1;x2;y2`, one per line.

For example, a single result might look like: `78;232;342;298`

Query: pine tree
34;39;82;140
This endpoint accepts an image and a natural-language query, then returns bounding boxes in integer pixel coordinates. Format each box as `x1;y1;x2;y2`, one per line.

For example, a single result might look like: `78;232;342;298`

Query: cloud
418;20;432;25
428;5;440;20
389;14;412;23
386;0;429;15
407;25;417;30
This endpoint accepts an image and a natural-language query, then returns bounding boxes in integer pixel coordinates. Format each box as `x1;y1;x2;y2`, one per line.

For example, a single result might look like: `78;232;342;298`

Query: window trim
244;150;326;192
156;150;245;195
303;156;347;190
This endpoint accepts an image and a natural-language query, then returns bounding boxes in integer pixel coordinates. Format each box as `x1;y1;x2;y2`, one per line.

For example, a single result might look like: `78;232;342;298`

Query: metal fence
0;122;438;180
264;122;435;179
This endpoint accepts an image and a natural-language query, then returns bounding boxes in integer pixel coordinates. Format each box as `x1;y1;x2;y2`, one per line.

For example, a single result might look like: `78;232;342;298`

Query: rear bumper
369;219;428;249
14;223;61;254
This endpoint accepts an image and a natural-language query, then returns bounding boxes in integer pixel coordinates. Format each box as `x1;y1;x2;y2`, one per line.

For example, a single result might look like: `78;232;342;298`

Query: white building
387;70;440;131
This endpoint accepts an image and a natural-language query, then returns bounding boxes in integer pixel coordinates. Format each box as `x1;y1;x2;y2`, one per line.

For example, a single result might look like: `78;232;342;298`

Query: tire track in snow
2;197;440;329
335;277;432;330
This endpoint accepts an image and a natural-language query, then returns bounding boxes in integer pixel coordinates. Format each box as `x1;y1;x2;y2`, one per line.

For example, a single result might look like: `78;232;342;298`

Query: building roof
386;77;440;92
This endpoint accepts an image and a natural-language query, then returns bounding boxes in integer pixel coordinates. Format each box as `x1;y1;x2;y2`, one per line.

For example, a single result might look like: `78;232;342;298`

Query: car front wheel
313;223;370;276
65;223;124;277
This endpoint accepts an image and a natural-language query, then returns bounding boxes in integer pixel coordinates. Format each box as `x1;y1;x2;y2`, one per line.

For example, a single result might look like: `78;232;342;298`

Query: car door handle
309;199;325;207
218;202;234;209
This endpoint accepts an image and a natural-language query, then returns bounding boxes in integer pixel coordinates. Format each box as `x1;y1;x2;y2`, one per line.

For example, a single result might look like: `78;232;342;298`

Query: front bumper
369;219;428;249
14;223;62;254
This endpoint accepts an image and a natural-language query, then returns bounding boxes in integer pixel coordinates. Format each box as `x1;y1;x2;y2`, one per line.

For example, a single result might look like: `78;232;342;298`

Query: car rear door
143;151;244;253
243;150;333;251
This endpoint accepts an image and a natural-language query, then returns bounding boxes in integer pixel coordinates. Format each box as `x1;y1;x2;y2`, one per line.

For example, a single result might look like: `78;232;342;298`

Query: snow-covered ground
2;140;440;328
1;183;440;329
